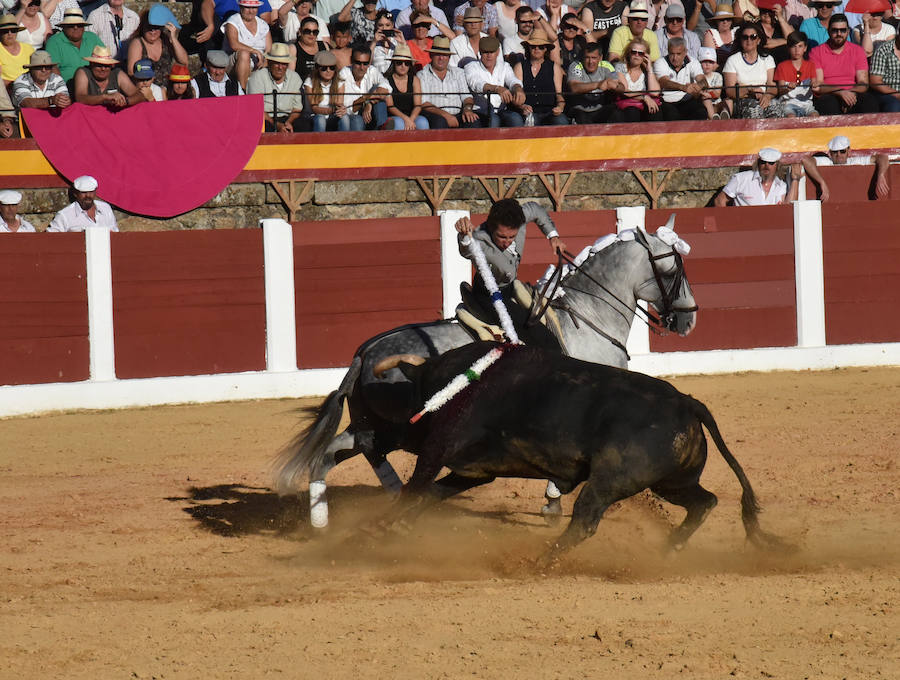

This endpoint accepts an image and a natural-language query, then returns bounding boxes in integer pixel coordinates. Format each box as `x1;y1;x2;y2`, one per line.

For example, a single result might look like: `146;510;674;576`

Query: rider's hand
455;216;474;235
549;236;566;255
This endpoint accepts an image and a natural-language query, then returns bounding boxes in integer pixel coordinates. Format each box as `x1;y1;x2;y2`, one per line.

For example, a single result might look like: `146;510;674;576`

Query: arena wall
1;202;898;417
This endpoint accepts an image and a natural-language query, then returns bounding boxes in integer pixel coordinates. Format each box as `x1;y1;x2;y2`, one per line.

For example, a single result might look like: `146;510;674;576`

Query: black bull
390;342;785;563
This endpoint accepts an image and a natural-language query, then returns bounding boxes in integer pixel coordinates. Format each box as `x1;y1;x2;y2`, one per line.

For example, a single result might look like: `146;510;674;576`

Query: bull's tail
271;355;362;496
692;398;789;551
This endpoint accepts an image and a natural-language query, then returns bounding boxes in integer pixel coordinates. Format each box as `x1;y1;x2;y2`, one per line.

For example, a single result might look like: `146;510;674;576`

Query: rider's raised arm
521;201;559;239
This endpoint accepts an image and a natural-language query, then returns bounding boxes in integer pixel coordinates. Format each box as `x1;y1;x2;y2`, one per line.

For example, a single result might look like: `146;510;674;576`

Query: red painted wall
293;217;443;368
646;206;797;352
822;200;900;345
807;163;900;202
111;231;267;379
0;234;89;385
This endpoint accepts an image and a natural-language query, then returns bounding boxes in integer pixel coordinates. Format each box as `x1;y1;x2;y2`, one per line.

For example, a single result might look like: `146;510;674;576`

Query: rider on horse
454;198;567;349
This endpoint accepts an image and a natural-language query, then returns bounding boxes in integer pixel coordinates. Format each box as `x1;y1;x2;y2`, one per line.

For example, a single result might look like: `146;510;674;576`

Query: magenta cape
23;96;263;217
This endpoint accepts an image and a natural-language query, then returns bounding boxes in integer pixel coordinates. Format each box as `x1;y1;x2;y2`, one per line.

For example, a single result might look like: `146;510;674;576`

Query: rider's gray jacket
457;201;558;287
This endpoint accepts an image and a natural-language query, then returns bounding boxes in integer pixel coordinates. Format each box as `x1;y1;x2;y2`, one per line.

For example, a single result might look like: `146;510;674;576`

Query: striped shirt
416;63;470;114
11;71;69;107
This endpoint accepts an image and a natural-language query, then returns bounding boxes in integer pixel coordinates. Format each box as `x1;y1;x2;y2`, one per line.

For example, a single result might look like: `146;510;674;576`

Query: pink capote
22;96;263;218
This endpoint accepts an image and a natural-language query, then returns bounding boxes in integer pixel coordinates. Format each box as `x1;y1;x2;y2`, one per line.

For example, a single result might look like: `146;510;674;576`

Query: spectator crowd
1;0;900;135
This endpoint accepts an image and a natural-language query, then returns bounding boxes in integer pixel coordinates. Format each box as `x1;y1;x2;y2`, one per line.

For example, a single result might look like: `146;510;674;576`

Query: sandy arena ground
1;366;898;679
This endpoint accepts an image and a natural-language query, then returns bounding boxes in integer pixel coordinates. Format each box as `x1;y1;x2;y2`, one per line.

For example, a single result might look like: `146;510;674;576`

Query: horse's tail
692;397;790;551
271;355;362;496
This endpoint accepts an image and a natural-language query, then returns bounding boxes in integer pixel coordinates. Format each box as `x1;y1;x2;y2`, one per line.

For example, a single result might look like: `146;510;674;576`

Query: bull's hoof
541;498;563;526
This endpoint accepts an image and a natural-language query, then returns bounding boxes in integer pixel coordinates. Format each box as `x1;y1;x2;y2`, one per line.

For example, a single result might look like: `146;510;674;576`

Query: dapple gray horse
273;222;698;528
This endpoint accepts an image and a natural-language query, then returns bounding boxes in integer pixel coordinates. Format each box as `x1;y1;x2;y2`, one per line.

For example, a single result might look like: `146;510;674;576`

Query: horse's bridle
529;231;697;336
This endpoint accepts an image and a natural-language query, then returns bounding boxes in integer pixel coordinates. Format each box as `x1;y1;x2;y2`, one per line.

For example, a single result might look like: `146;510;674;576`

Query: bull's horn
373;354;426;378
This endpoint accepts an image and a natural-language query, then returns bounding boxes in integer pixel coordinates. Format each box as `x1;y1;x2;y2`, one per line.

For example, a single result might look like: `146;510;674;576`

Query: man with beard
48;176;119;232
810;13;877;115
715;147;800;207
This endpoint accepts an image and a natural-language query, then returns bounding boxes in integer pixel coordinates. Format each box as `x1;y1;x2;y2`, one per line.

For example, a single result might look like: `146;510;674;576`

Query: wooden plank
293;217;440;246
0;337;90;385
691;279;796;309
295;241;440;269
686;255;795;283
651;307;796;352
824;273;900;303
825;301;900;345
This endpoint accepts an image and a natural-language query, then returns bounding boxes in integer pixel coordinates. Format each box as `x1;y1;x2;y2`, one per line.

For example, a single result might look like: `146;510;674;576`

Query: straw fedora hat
523;29;555;47
58;8;91;26
266;42;292;63
26;50;58;68
0;14;26;32
710;4;738;20
85;45;119;65
390;43;413;61
426;35;453;54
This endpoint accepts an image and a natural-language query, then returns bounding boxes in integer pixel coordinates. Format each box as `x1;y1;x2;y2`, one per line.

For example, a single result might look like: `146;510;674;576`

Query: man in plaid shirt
869;32;900;112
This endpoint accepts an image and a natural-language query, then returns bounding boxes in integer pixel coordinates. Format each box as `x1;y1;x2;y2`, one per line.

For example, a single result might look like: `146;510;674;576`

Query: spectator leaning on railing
565;40;619;123
514;28;569;125
465;34;526;126
810;13;877;115
653;35;707;120
715;147;800;206
339;44;390;129
73;44;144;108
417;34;480;128
192;49;244;97
12;49;71;110
248;42;304;131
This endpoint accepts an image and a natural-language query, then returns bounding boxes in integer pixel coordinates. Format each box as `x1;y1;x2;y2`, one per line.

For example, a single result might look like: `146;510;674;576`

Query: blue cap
148;3;181;29
133;59;156;79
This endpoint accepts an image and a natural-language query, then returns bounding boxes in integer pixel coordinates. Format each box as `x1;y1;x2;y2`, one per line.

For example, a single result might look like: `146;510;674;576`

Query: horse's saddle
455;281;563;343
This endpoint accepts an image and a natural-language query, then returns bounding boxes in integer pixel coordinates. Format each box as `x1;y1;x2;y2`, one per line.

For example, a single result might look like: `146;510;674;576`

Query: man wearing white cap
48;176;119;232
800;135;890;201
0;191;36;233
715;147;800;206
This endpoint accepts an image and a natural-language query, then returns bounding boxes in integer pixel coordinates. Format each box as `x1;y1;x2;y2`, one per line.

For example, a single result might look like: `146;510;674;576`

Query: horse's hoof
541;499;562;526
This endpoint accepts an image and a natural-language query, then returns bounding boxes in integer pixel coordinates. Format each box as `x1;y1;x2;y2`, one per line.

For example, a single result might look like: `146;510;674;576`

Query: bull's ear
398;361;424;381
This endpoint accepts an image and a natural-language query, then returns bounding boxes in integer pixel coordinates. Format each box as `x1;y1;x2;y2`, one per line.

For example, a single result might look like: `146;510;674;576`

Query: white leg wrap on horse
545;481;562;499
375;461;403;494
309;480;329;529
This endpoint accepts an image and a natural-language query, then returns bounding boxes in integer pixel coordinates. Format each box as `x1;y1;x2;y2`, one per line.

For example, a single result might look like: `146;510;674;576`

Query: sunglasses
318;64;335;71
831;148;849;154
412;22;430;28
0;28;19;34
519;19;534;23
665;16;684;22
829;27;848;33
31;64;52;69
530;44;548;48
741;33;760;40
352;59;371;65
301;28;318;34
758;159;776;165
630;49;646;55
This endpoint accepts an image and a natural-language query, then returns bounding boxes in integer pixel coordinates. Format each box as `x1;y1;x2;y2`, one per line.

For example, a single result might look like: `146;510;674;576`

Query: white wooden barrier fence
1;204;897;417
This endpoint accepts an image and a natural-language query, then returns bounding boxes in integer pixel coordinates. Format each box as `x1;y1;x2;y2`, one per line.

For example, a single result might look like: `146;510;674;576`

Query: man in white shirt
502;6;536;64
464;36;526;126
48;176;119;232
450;7;498;69
800;135;891;201
0;191;37;233
714;147;800;207
86;0;140;59
653;36;706;119
340;45;390;128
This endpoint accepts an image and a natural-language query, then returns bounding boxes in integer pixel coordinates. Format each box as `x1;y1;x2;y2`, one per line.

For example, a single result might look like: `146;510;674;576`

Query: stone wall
15;166;744;230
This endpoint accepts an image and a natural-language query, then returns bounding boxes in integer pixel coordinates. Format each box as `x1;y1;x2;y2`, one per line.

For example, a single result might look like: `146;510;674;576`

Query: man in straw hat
73;45;142;107
416;35;480;128
48;175;119;233
45;8;105;82
451;6;500;69
453;0;499;36
607;0;660;62
465;35;525;126
12;50;71;110
0;191;36;232
715;147;800;207
247;42;305;132
0;15;34;86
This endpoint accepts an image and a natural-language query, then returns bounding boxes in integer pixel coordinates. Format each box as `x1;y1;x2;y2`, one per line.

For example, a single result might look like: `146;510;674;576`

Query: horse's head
632;220;697;337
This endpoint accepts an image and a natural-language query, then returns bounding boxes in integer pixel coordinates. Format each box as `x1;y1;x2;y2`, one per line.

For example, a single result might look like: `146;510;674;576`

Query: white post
439;210;472;319
617;206;651;358
793;200;826;347
85;228;115;381
261;218;298;372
